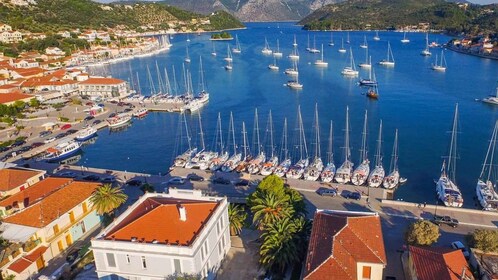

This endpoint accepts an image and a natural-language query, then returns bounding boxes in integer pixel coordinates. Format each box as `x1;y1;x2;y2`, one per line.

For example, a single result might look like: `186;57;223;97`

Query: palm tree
250;191;294;230
90;184;128;216
285;188;307;217
259;217;299;274
228;204;247;236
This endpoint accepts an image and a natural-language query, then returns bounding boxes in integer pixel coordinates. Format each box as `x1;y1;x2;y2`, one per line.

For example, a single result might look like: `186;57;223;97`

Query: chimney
178;204;187;222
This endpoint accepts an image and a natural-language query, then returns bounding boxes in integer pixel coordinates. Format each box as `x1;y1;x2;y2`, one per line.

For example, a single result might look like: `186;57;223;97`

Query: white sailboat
268;56;279;71
173;114;197;168
436;104;464;208
346;32;350;44
476;120;498;211
247;109;266;174
358;48;371;68
260;111;279;176
368;121;385;187
373;31;380;41
285;60;299;76
314;44;328;67
358;61;377;87
420;32;432;56
431;50;447;71
360;35;368;49
288;35;300;60
482;84;498;105
224;46;233;71
335;107;354;184
286;106;309;179
341;47;359;76
379;41;395;67
184;45;191;63
329;31;335;46
321;121;336;183
309;35;320;53
274;118;291;177
261;37;272;55
383;129;400;189
221;112;242;172
209;113;229;171
352;110;370;186
338;37;347;53
273;39;283;57
235;121;251;173
286;74;303;89
211;42;217;56
232;34;242;54
304;104;324;181
400;32;410;43
186;114;218;170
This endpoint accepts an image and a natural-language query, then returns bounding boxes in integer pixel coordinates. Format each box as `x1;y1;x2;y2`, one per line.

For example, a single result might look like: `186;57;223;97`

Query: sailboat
247;109;266;174
221;112;242;172
352;110;370;186
209;113;229;171
186;114;218;170
400;32;410;43
314;44;328;67
329;31;335;46
341;47;359;76
286;106;309;179
260;111;279;176
360;35;368;49
288;35;300;60
184;45;191;63
420;32;432;56
476;120;498;211
358;48;371;68
274;118;291;177
232;34;242;54
261;37;272;55
383;129;400;189
211;42;217;56
173;114;197;168
268;56;279;71
366;83;380;99
368;121;385;187
285;60;299;76
286;74;303;89
273;39;283;57
346;32;350;44
306;34;311;52
373;31;380;41
359;62;377;87
196;56;209;104
431;50;447;71
235;121;252;172
309;35;320;53
304;104;324;181
320;121;336;183
436;104;464;208
379;41;395;67
338;37;347;53
335;107;354;184
482;84;498;105
224;45;233;71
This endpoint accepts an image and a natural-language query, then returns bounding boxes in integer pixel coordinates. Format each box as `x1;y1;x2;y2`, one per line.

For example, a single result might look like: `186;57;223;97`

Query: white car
451;241;470;259
167;177;185;185
44;137;56;144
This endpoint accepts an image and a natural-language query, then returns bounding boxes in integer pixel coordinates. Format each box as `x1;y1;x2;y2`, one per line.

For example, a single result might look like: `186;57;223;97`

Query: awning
0;223;38;243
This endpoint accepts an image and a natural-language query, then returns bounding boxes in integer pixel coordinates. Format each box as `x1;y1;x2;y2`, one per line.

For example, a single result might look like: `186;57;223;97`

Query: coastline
446;45;498;61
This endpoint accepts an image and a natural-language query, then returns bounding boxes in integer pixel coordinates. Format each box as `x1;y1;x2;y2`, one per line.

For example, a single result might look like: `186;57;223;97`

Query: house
408;245;474;280
0;180;102;280
0;24;13;32
302;210;387;280
21;74;78;95
0;31;22;44
0;91;33;105
91;189;230;280
45;47;65;56
10;67;45;79
78;77;131;99
469;248;498;280
0;167;46;197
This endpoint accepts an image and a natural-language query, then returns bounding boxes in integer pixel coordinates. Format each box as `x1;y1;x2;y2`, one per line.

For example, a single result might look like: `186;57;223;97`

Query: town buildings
0;167;46;198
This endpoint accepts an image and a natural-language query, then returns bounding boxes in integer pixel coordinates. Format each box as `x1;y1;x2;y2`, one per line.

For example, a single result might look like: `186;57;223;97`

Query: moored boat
352;111;370;186
43;140;81;162
476;120;498;211
383;129;400;189
107;113;131;128
335;107;353;184
132;108;148;118
75;127;97;141
320;121;336;183
368;121;385;188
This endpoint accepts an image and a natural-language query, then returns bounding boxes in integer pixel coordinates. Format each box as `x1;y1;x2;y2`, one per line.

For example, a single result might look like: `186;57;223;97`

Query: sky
467;0;498;4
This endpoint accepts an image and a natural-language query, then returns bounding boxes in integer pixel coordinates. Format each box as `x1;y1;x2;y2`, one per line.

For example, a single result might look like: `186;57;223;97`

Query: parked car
19;146;32;152
101;176;116;183
234;179;249;186
92;120;102;125
55;133;67;139
432;215;459;228
117;102;125;106
451;241;470;259
126;179;142;186
66;129;78;135
187;173;204;182
123;108;133;113
66;248;81;264
60;124;72;130
44;137;56;144
81;174;100;181
58;171;78;178
212;177;231;185
0;146;8;152
318;189;337;197
84;115;95;121
108;113;116;118
31;142;44;148
39;130;52;138
168;177;185;185
345;191;362;200
85;102;94;106
11;140;25;147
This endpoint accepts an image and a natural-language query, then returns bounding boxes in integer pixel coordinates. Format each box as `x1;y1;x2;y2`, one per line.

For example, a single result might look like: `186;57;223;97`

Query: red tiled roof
8;257;32;274
0;177;72;208
105;197;219;246
0;91;33;104
24;246;48;262
12;67;44;77
409;246;474;280
79;77;125;85
0;168;43;192
3;181;100;228
303;211;387;280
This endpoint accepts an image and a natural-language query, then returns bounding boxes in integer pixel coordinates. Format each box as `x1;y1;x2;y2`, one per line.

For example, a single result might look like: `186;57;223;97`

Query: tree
468;229;498;253
89;184;127;216
29;98;40;108
250;191;293;229
228;204;247;236
405;220;440;246
140;183;155;193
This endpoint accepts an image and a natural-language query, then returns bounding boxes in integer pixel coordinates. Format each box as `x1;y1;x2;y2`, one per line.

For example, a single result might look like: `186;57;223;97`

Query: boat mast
242;121;249;159
389;129;399;174
198;56;206;94
313;104;321;159
164;68;172;95
297;106;308;160
327;121;334;164
269;110;274;157
375;120;383;167
198;114;205;151
252;108;261;155
447;104;459;183
359;110;368;163
135;72;141;96
228;112;237;155
213;112;224;154
344;106;351;162
155;61;164;94
480;120;498;182
280;118;288;160
184;114;192;151
146;65;156;95
171;65;178;95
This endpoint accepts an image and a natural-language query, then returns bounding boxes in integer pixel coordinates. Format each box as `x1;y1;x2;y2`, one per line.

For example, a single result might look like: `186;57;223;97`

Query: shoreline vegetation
210;31;234;40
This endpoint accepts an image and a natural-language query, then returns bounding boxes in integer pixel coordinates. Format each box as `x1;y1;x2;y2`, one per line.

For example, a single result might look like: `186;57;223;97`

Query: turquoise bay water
79;22;498;206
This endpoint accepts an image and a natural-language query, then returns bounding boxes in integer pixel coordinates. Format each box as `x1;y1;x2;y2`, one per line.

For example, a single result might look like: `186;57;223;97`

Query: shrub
405;220;440;246
468;229;498;253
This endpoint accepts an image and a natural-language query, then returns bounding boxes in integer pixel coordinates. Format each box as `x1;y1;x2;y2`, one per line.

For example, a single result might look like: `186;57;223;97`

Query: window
216;221;221;235
69;211;75;223
126;254;130;264
53;224;60;235
82;202;88;213
174;259;181;273
362;266;371;279
106;253;116;268
141;256;147;269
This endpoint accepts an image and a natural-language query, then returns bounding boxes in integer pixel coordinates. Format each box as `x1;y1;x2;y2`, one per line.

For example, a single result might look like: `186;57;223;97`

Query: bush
405;220;440;246
468;229;498;253
59;116;69;122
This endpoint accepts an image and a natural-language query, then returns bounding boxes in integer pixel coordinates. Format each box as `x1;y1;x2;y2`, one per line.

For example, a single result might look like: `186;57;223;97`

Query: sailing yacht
274;118;291;177
186;114;218;170
321;121;336;183
383;129;400;189
482;84;498;105
341;47;359;76
476;120;498;211
338;37;347;53
346;32;351;44
235;121;252;173
268;56;279;71
221;113;242;172
373;31;380;41
366;83;380;99
247;109;266;174
335;107;354;184
273;39;283;57
379;41;395;67
285;61;299;76
286;107;309;179
304;105;324;181
359;62;377;87
436;104;464;208
184;45;191;63
360;35;368;49
329;31;335;46
260;111;279;176
232;34;242;54
261;37;272;55
211;42;217;56
400;32;410;43
352;111;370;186
358;48;371;68
309;35;320;53
368;121;385;187
224;44;233;62
431;50;447;71
173;114;197;168
420;33;432;56
209;113;229;171
286;74;303;89
314;44;328;67
288;35;300;60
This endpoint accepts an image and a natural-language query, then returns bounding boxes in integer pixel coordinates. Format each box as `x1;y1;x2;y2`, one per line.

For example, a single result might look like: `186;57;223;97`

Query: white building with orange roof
12;58;40;69
0;167;46;198
10;67;44;79
78;77;131;99
21;75;78;95
91;189;230;280
0;30;22;43
0;24;12;32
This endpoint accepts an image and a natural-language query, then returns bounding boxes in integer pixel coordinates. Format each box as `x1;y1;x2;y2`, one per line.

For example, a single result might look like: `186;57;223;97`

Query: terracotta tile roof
409;246;474;280
24;246;48;262
12;67;44;77
0;91;33;104
8;257;32;273
303;211;387;280
105;197;219;246
3;181;100;228
0;177;72;208
0;168;43;192
79;77;125;85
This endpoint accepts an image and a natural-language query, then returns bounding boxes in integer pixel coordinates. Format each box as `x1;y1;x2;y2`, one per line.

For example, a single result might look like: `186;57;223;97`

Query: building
468;248;497;280
0;91;33;105
0;180;101;280
78;77;131;99
91;189;230;280
302;210;387;280
0;31;22;43
45;47;65;56
408;245;474;280
0;24;13;32
0;167;46;198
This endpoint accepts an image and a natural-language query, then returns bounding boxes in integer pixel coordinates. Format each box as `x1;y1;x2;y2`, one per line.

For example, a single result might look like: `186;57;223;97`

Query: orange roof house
0;168;45;196
303;210;387;280
408;246;474;280
0;91;33;105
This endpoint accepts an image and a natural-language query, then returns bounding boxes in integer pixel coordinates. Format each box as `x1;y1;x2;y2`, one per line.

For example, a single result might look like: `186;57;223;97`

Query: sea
77;22;498;207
